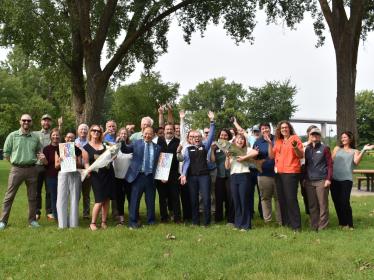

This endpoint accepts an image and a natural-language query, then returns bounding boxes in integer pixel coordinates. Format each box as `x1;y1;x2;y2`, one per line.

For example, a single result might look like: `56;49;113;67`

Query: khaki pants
258;176;281;224
305;180;329;230
0;166;38;223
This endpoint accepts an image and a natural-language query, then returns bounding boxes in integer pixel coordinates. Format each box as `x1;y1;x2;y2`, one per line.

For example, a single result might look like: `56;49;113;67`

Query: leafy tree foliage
258;0;374;138
179;77;251;131
0;49;76;146
112;72;179;128
0;0;258;124
356;90;374;145
247;80;298;127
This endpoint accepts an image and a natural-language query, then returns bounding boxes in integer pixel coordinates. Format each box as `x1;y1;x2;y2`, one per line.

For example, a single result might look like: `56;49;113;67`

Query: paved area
351;188;374;197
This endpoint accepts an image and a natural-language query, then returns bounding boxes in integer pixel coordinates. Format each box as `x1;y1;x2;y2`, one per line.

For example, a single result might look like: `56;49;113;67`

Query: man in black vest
156;123;182;223
180;111;215;226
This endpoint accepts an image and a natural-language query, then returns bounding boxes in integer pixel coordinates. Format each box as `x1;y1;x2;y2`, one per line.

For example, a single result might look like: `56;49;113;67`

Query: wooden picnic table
353;169;374;192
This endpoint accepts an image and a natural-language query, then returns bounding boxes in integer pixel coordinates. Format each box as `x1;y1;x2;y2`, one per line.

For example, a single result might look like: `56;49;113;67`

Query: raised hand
158;105;164;114
58;116;63;127
179;110;185;119
263;134;272;144
363;144;374;151
208;111;214;121
292;140;298;148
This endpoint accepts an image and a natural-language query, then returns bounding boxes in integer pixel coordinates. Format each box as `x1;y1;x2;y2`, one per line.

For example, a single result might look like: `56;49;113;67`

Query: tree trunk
68;0;86;126
334;35;359;140
84;73;108;125
71;70;86;125
319;0;364;142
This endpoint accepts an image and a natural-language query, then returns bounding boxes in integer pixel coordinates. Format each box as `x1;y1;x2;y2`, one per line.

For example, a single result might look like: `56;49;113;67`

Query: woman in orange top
265;121;304;231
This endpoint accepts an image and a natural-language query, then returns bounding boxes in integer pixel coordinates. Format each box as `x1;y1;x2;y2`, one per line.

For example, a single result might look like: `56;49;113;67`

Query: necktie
144;142;152;175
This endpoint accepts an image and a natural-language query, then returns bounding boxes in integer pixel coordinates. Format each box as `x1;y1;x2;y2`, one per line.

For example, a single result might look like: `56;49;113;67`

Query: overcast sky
124;12;374;135
1;12;373;135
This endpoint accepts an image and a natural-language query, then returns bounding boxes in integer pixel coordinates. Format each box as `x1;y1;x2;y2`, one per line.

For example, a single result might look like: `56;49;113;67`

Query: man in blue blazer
121;127;161;228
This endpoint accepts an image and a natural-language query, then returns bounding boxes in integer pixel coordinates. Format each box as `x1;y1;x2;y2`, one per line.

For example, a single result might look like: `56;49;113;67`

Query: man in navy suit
121;127;161;228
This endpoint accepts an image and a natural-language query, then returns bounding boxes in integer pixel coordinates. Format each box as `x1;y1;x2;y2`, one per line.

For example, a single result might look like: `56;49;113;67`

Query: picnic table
353;169;374;192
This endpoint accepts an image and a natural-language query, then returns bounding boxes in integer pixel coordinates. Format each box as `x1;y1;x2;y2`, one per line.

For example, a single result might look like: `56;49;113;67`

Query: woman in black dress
82;125;115;231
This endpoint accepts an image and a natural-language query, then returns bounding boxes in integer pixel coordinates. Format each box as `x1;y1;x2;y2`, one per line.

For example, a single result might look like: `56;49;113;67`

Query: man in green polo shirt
0;114;44;230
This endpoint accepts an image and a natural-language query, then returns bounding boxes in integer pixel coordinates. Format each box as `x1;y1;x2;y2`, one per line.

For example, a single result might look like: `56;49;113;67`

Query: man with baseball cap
34;114;62;220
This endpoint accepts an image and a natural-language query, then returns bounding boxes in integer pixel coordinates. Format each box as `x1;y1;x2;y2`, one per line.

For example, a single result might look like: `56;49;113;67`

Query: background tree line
1;48;373;148
0;0;373;140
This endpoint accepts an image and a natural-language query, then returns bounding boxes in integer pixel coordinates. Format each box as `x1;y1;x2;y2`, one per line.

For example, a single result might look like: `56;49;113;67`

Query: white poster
155;153;173;181
59;142;76;173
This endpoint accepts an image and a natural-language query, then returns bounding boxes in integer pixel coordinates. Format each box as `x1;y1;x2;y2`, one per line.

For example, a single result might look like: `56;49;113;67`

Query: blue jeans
188;175;211;225
129;174;155;227
46;176;58;219
230;173;252;230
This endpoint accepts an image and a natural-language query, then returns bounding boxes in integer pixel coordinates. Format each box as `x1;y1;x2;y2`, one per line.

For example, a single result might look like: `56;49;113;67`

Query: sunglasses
91;129;102;133
21;119;32;123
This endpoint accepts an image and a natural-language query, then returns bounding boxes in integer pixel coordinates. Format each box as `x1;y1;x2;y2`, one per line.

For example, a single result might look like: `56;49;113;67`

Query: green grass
0;159;374;279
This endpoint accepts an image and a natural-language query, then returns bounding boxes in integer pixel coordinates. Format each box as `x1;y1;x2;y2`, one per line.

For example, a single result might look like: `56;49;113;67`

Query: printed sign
155;153;173;181
59;142;76;173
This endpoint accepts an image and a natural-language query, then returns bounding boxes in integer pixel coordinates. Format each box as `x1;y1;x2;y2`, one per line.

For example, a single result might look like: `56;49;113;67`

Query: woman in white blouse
225;134;258;231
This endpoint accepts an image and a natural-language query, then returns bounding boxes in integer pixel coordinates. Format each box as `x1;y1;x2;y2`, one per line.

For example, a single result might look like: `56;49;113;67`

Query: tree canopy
0;0;259;124
247;80;298;127
356;90;374;146
112;72;179;128
0;48;76;146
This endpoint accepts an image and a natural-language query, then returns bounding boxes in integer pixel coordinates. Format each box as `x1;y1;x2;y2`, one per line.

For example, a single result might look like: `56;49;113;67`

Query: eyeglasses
91;129;102;134
204;132;209;135
21;119;32;123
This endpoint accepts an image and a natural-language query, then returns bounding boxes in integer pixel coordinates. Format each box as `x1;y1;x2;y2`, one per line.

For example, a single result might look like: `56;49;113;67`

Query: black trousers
180;182;192;221
300;165;309;215
115;178;132;216
330;180;353;227
215;177;234;223
157;179;182;222
36;167;51;215
249;169;263;219
276;173;301;230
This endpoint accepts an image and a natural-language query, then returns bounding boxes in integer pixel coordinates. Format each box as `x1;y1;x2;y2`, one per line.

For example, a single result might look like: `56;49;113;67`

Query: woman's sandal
101;221;108;229
89;222;98;231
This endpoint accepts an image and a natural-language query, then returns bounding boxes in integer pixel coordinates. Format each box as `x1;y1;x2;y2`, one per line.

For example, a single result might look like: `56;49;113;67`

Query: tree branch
318;0;334;29
102;0;194;80
93;0;118;53
332;0;348;22
31;9;72;70
349;0;365;33
75;0;92;48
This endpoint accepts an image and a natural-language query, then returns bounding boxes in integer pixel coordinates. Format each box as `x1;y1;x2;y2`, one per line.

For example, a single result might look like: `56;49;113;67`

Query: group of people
0;107;373;232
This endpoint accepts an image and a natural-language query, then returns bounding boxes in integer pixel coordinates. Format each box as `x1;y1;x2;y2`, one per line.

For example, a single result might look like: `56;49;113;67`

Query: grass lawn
0;156;374;280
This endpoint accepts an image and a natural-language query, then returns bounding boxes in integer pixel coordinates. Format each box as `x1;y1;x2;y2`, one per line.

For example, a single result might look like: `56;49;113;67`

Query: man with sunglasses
0;114;43;230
